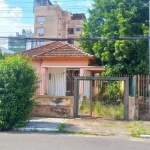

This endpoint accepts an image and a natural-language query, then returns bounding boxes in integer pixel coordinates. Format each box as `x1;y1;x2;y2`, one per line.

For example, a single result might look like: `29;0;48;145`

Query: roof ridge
22;41;61;53
34;42;66;57
69;44;93;57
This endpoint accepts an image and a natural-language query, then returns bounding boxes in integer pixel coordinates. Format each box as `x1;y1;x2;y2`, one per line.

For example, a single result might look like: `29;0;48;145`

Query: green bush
0;49;7;59
0;54;38;130
99;81;123;105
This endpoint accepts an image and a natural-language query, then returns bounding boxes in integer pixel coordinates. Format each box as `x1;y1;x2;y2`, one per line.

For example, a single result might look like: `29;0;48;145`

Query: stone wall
30;95;74;118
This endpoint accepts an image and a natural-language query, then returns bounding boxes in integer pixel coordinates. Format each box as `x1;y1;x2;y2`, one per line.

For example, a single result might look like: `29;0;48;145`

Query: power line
4;0;90;3
0;36;148;41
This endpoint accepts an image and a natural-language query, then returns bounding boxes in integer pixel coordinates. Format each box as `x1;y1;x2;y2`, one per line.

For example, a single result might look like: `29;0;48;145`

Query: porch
36;66;104;99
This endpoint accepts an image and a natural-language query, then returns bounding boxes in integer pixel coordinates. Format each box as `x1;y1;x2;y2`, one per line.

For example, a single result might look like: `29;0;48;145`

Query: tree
0;49;7;59
80;0;149;75
0;54;38;130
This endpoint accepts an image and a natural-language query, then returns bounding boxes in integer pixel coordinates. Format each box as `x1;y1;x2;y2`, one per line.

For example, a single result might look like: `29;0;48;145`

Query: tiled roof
22;41;93;58
22;41;64;56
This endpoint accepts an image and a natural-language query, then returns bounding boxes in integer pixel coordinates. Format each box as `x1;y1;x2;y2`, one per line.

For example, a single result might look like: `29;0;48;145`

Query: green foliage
0;49;7;59
79;0;149;75
0;54;38;130
130;121;147;137
58;123;94;135
79;99;91;114
79;99;123;119
94;101;124;119
99;81;123;105
58;123;66;132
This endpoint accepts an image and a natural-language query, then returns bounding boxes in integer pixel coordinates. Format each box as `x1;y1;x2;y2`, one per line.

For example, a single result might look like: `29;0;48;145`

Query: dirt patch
65;117;150;136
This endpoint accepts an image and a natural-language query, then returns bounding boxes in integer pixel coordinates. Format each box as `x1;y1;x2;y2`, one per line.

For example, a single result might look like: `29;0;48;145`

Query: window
36;28;44;34
68;28;74;34
37;40;44;46
13;46;19;48
75;28;82;32
36;0;48;6
41;0;47;5
20;46;25;48
37;16;45;23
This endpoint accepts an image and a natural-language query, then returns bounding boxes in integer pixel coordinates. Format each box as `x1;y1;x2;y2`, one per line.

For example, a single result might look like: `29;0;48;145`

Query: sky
0;0;93;48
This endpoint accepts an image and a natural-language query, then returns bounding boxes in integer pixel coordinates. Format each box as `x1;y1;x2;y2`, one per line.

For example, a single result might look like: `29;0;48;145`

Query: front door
66;69;79;96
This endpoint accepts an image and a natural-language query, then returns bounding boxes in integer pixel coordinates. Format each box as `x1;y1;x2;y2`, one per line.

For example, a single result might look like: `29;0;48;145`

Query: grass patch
94;101;124;119
79;100;123;119
57;123;98;135
79;99;91;114
130;121;150;137
58;123;75;134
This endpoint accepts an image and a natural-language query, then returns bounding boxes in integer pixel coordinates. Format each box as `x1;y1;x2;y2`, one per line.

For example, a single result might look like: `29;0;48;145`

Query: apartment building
8;29;34;52
34;0;86;47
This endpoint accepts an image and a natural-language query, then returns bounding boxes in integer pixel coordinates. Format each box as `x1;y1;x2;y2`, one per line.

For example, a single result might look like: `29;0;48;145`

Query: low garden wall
30;95;74;118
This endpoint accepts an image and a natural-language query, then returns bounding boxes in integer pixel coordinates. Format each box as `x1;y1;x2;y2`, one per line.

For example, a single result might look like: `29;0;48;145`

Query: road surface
0;132;150;150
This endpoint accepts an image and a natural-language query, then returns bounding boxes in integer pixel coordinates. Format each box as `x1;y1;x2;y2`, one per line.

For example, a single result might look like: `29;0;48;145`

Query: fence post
124;77;129;120
129;76;136;97
73;78;79;118
90;80;93;116
132;76;137;97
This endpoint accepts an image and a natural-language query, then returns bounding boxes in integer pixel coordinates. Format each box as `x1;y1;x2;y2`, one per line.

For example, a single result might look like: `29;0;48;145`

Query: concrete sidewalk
17;117;131;136
18;117;68;132
17;117;150;137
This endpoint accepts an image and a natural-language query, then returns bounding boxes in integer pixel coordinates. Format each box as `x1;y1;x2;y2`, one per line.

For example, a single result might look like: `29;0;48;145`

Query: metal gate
73;76;129;120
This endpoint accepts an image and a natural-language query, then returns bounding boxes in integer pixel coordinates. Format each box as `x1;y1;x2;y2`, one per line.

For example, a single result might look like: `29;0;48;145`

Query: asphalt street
0;132;150;150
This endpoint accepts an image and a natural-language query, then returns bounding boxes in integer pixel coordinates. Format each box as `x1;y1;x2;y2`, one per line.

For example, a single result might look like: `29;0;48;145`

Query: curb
140;134;150;138
17;128;59;132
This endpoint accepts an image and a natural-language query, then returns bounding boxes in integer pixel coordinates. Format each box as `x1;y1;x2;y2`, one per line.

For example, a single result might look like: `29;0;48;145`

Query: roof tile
22;41;93;58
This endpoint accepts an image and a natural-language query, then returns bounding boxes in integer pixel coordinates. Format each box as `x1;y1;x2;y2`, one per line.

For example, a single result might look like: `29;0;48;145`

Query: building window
36;0;48;6
37;40;44;46
75;28;82;32
36;28;44;34
13;46;19;48
37;16;45;24
20;46;26;48
68;28;74;34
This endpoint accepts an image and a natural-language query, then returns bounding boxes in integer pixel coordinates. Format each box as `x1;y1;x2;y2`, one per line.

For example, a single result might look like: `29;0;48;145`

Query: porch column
79;68;84;98
40;67;48;95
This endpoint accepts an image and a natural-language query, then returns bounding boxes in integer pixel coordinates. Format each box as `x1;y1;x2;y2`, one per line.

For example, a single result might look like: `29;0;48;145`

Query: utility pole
148;1;150;113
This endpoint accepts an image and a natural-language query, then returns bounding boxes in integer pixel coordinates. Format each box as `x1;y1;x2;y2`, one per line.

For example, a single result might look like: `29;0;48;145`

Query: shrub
0;49;7;59
99;81;123;105
0;54;38;130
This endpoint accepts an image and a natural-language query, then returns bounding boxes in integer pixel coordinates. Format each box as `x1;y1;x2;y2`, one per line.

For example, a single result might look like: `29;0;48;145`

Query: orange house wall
41;58;89;67
32;57;90;95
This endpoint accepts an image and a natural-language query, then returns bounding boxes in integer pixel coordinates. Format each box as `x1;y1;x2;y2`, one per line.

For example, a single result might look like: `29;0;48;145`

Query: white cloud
0;0;33;48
